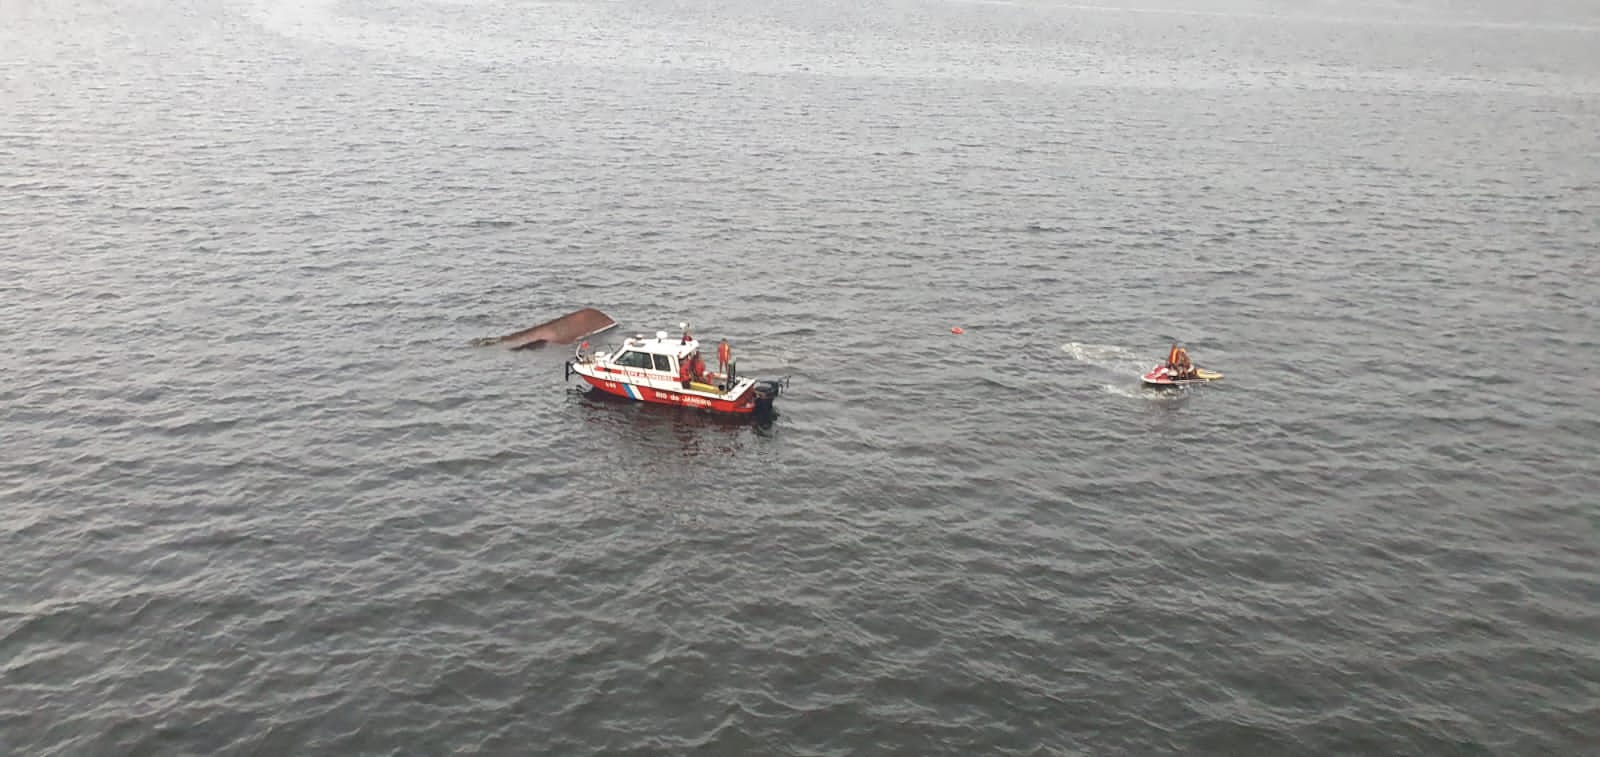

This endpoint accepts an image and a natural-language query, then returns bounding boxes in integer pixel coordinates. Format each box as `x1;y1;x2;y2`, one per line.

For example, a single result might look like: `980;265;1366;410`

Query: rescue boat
564;323;788;415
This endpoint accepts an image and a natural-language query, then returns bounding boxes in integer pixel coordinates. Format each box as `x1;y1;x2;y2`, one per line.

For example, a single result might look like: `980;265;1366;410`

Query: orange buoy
951;326;964;334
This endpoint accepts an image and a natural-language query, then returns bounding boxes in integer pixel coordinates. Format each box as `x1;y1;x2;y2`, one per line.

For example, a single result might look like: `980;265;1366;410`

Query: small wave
1061;342;1151;376
1102;382;1191;402
1100;383;1143;399
1064;342;1183;399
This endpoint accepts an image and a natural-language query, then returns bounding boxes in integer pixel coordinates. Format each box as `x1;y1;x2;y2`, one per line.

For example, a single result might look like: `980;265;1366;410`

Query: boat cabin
598;329;697;372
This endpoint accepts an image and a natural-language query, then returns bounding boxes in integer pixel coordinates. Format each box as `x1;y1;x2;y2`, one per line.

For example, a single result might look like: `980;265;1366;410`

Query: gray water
3;0;1599;753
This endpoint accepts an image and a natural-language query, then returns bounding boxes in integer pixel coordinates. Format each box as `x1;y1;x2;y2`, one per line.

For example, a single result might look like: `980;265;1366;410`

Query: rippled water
4;0;1599;753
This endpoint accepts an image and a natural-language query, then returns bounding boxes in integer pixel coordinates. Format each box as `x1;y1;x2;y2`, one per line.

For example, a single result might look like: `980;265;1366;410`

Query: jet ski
1140;364;1223;387
1142;342;1221;387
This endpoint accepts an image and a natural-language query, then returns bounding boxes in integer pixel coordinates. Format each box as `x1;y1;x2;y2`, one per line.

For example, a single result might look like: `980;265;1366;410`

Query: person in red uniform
717;339;731;374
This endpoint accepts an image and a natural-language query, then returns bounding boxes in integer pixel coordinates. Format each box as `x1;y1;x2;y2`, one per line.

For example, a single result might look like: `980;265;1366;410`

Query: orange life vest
1169;346;1191;372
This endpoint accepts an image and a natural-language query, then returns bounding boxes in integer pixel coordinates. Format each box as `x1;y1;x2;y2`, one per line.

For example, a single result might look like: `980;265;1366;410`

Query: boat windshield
612;350;653;369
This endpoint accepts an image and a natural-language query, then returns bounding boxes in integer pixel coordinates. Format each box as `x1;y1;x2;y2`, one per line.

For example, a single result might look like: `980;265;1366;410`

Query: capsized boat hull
473;307;618;349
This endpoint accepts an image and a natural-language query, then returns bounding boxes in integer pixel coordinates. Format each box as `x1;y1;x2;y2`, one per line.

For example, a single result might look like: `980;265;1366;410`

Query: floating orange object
951;326;964;334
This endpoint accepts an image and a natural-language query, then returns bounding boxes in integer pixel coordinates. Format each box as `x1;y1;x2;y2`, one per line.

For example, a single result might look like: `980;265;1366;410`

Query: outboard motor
751;376;789;414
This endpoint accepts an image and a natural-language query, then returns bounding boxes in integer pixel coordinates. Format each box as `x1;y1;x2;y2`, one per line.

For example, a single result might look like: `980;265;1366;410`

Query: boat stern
750;377;788;414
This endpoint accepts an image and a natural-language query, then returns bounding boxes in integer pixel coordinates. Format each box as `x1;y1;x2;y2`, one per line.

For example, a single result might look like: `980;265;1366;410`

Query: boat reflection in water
569;384;779;463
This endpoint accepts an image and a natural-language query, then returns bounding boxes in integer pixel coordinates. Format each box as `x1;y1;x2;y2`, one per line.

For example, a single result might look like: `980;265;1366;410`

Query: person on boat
679;354;695;387
717;339;731;374
1166;343;1195;379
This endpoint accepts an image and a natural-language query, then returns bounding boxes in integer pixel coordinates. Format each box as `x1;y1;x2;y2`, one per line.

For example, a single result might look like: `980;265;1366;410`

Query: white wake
1060;342;1151;376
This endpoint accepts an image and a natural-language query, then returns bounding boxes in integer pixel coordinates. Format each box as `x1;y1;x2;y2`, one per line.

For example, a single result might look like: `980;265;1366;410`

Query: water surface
3;0;1598;753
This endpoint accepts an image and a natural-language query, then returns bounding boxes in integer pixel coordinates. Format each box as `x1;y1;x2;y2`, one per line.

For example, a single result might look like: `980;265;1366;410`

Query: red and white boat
565;324;787;415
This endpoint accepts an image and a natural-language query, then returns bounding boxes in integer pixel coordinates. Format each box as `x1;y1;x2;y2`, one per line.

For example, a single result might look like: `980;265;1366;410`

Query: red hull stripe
581;376;758;414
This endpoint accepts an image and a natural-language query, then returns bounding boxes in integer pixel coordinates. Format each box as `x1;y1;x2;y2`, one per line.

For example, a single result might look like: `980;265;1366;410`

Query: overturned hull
472;307;618;350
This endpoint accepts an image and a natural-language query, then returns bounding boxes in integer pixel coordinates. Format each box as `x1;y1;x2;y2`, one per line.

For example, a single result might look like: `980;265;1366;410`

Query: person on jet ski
1166;343;1195;379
